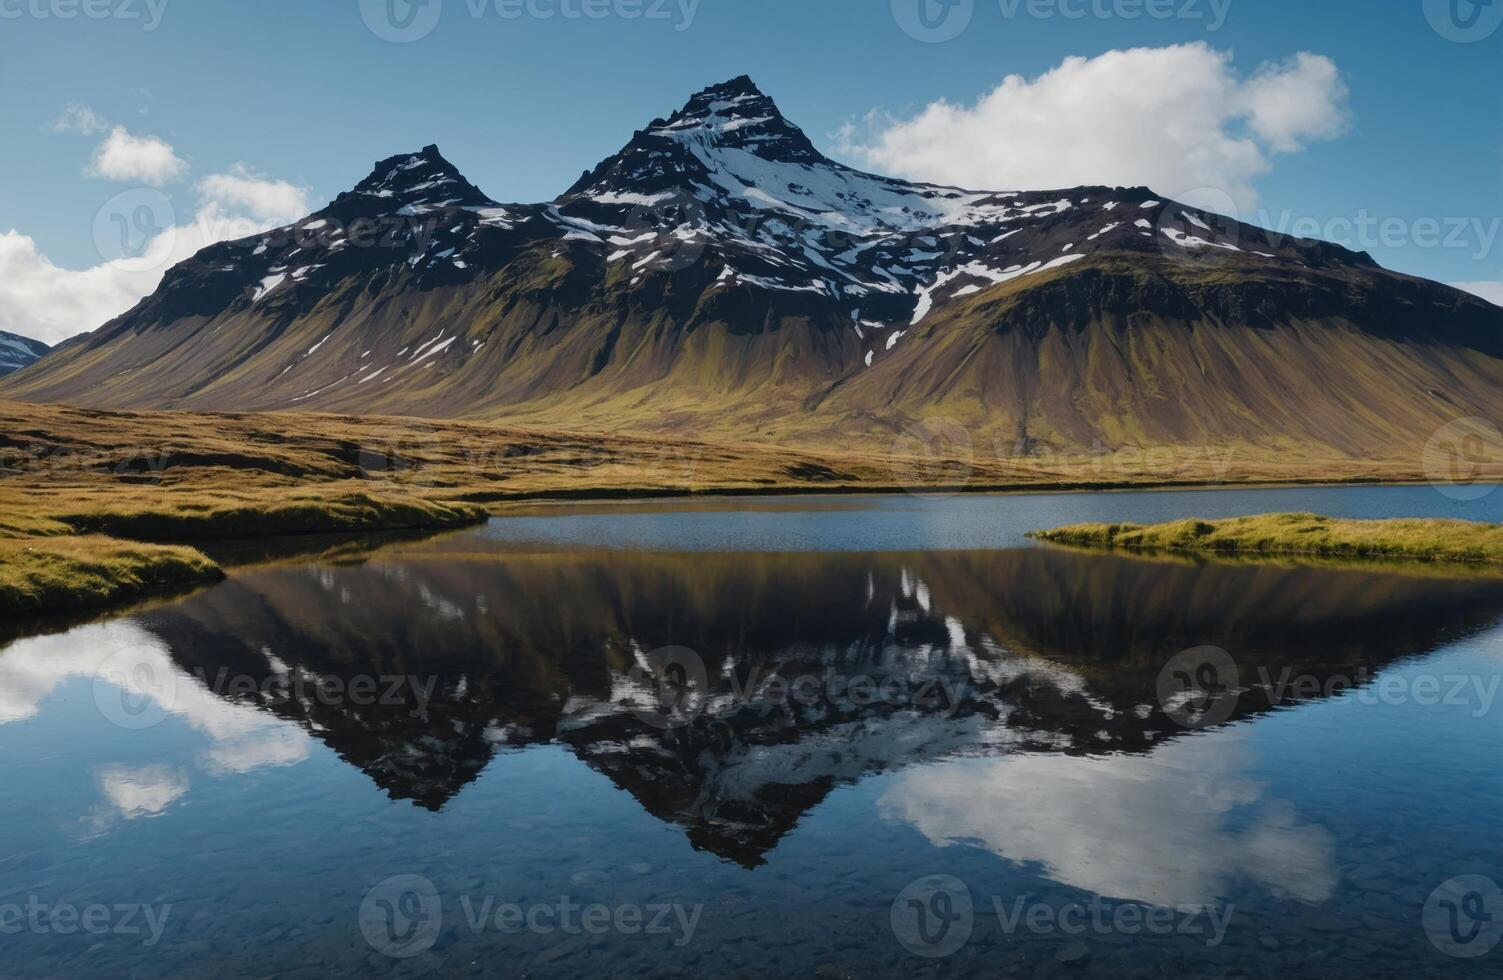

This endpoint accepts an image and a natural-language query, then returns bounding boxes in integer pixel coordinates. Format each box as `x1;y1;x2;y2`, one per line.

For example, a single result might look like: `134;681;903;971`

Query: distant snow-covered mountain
0;330;48;377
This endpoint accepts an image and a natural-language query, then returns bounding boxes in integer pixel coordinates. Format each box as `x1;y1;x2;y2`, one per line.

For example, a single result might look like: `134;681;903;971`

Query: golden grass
0;399;1434;508
0;510;73;538
1031;513;1503;565
0;396;1483;617
55;491;487;540
0;535;223;615
0;488;486;617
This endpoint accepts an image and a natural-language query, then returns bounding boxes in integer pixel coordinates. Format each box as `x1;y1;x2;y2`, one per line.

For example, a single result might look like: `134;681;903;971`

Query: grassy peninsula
1031;513;1503;565
0;492;488;617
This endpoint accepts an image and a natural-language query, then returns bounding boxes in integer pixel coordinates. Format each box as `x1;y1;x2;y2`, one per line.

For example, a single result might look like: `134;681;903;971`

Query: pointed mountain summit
565;75;824;198
341;144;495;211
5;75;1502;467
662;73;825;162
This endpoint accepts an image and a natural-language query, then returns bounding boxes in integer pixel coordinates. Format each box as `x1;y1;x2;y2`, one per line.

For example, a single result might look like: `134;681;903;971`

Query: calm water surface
2;485;1501;977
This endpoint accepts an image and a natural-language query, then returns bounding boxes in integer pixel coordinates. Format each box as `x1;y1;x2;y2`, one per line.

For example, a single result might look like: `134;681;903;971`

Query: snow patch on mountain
0;331;50;376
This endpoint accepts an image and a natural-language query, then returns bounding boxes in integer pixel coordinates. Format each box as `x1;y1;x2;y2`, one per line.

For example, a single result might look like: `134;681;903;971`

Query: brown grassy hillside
7;253;1500;470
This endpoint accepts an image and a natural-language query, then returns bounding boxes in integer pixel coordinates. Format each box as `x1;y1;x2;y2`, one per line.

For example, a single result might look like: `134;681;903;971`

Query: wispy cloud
52;102;109;136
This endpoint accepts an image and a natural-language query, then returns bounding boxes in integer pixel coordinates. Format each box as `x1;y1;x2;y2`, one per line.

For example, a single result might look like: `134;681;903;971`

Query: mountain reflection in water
5;544;1503;879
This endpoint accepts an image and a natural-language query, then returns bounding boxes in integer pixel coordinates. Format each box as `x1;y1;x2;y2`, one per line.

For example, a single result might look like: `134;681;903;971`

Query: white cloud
838;44;1350;211
880;728;1337;910
0;230;175;346
0;621;311;768
1241;52;1350;153
88;125;188;186
202;728;312;775
53;102;108;135
2;109;311;345
1455;281;1503;307
198;164;311;224
0;169;311;346
95;764;190;820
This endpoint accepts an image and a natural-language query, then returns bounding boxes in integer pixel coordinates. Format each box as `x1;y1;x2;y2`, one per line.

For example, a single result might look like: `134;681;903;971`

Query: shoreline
475;474;1449;508
1031;513;1503;567
3;481;1488;628
0;500;487;620
3;398;1495;622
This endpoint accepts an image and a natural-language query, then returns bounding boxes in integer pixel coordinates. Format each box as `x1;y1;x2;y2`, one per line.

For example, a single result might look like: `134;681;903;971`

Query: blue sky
1;0;1500;343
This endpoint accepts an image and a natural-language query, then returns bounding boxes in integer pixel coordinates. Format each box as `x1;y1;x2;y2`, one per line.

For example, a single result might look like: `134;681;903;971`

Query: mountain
4;76;1502;459
0;330;49;377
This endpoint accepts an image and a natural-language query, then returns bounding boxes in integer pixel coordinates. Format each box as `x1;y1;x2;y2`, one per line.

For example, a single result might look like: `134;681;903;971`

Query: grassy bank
55;490;488;540
0;490;480;619
0;490;488;618
0;535;224;615
1031;513;1503;565
0;493;488;617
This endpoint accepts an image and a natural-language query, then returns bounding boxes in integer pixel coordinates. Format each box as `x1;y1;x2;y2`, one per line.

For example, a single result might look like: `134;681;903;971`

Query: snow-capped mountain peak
564;77;824;200
0;330;50;377
142;76;1374;344
549;78;1202;336
341;143;495;211
648;74;825;163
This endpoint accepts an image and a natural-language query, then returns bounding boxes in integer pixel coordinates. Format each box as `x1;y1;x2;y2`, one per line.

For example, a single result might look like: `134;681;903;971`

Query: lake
2;485;1501;977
